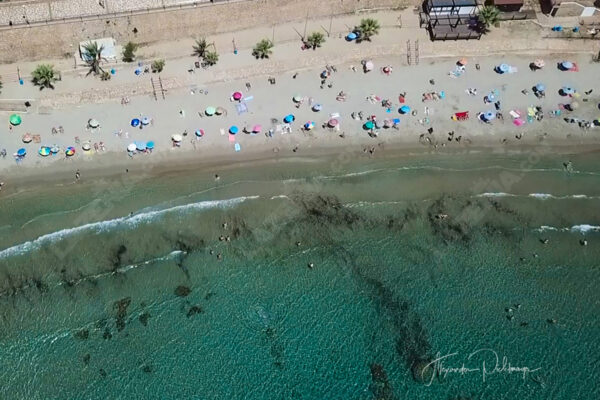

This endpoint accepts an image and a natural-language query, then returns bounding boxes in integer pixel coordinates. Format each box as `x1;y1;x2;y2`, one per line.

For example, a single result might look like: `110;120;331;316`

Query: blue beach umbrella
320;70;329;79
17;148;26;156
136;141;147;151
561;61;573;70
283;114;295;123
393;118;400;125
346;32;357;41
229;125;239;134
482;111;496;121
131;118;141;127
498;63;509;73
399;105;411;114
312;104;322;112
146;141;155;150
535;83;546;92
561;86;575;95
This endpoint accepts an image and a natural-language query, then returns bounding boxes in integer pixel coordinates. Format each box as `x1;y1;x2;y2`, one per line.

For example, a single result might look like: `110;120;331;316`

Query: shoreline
3;141;600;195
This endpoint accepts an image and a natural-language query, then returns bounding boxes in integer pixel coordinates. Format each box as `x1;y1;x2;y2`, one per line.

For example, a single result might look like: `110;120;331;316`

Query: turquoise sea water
0;150;599;399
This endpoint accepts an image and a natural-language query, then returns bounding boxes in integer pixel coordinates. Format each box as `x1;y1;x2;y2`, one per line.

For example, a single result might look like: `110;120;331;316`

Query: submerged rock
141;364;153;373
175;286;191;297
412;358;435;384
103;327;112;340
369;363;394;400
74;329;89;340
139;312;150;326
83;354;91;365
186;305;203;318
114;297;132;332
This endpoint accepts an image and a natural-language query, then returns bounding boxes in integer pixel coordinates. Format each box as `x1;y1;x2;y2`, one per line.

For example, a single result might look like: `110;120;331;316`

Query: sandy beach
1;52;599;188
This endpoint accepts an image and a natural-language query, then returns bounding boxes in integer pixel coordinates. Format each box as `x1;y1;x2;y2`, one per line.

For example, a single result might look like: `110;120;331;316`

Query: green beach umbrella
363;121;374;130
205;106;216;116
9;114;22;126
293;95;302;103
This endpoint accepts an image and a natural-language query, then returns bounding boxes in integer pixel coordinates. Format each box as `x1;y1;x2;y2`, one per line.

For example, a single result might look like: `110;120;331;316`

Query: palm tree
478;6;500;33
31;64;58;89
357;18;380;42
192;38;209;58
82;41;106;76
252;39;274;59
305;32;326;50
151;59;165;73
122;41;138;62
203;51;219;67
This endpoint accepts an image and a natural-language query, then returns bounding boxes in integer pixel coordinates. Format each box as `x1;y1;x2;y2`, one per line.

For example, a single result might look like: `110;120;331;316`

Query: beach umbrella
229;125;239;135
364;61;374;72
383;119;393;128
141;117;150;125
215;107;226;115
569;101;579;110
205;106;216;116
593;119;600;126
328;118;339;127
293;95;302;103
498;63;509;73
312;104;322;112
136;141;146;151
561;86;575;95
9;114;22;126
82;143;91;151
393;118;400;125
127;143;137;152
482;111;496;121
88;118;100;128
534;59;545;68
320;70;329;79
458;58;468;66
195;129;205;137
39;146;51;157
252;125;262;133
50;145;60;154
65;146;76;156
232;91;243;101
487;92;495;101
561;61;573;70
16;148;26;156
131;118;141;127
22;134;32;143
363;121;375;130
399;105;411;114
171;134;183;142
147;141;155;150
304;121;315;130
535;83;546;92
382;66;392;74
346;32;357;41
283;114;295;123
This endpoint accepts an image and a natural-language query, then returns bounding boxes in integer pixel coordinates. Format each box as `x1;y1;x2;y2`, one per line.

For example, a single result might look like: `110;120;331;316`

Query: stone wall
0;0;403;63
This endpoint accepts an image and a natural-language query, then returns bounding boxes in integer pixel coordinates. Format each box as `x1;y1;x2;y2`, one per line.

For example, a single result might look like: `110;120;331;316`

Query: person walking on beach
75;170;81;181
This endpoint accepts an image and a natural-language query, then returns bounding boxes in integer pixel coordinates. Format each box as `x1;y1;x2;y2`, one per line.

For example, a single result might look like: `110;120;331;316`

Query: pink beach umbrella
232;91;243;101
252;124;262;133
328;118;339;127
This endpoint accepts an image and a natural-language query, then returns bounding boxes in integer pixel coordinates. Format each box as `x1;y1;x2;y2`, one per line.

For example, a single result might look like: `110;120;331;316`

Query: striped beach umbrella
39;146;51;157
195;129;205;137
304;121;315;130
65;146;76;156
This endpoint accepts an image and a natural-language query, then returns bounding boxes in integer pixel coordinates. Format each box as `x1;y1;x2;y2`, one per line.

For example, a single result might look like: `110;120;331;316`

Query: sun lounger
228;134;235;142
513;118;525;126
234;143;241;152
509;110;521;119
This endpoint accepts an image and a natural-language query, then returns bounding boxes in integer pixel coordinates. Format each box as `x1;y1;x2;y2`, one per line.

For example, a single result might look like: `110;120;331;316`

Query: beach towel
220;128;225;136
513;118;525;126
236;102;248;115
234;143;241;152
228;134;236;142
243;96;254;102
509;110;521;119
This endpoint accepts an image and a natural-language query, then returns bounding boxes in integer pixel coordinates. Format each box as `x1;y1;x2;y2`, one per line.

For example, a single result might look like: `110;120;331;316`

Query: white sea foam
535;225;600;234
528;193;554;200
270;195;290;200
477;192;516;198
0;196;258;260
